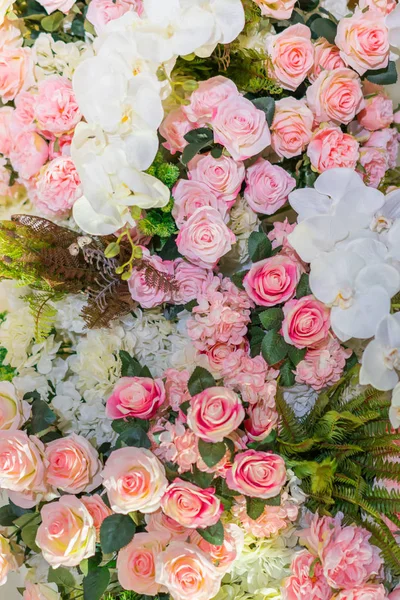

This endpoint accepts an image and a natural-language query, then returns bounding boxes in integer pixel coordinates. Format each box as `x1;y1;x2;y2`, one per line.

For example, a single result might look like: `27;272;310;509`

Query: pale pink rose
36;496;96;568
86;0;143;33
232;494;298;538
282;295;330;349
271;97;313;159
357;94;393;131
23;582;60;600
9;131;49;179
244;398;279;441
336;585;387;600
145;508;190;541
243;255;301;307
36;0;75;14
389;586;400;600
335;9;389;76
188;153;245;206
226;450;287;499
282;550;332;600
176;207;236;269
365;127;398;168
106;376;166;420
190;523;244;573
161;479;222;529
296;336;352;390
244;158;296;215
34;77;81;135
187;386;245;442
117;531;169;595
81;494;112;539
307;125;360;172
359;145;389;188
33;156;81;217
0;46;32;103
309;38;346;82
12;91;36;135
206;343;243;373
266;24;314;91
0;107;13;156
45;433;102;494
359;0;396;13
253;0;296;19
0;381;30;431
128;248;174;308
173;259;213;304
184;76;239;124
306;68;364;125
102;447;168;514
155;542;222;600
160;107;195;155
172;179;226;228
164;369;191;412
212;95;271;161
0;535;19;587
322;525;383;589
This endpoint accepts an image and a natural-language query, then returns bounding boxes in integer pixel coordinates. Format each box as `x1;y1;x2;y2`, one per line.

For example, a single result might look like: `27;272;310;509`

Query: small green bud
132;246;143;259
182;80;199;92
121;271;132;281
115;266;124;275
130;206;142;220
104;242;120;258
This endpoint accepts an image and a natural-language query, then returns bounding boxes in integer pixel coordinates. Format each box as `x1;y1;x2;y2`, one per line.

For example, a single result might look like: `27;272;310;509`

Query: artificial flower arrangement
1;0;400;599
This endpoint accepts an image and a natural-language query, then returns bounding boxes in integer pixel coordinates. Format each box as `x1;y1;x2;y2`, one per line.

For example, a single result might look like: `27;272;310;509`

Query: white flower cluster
70;0;245;235
32;33;93;82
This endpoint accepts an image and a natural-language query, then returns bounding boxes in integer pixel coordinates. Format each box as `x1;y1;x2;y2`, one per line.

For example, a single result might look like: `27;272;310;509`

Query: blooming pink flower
33;156;82;217
307;68;364;125
35;0;76;14
389;585;400;599
357;94;394;131
244;255;301;307
271;97;313;159
309;38;346;82
307;125;359;172
365;127;398;168
232;494;298;538
244;397;279;441
0;534;20;587
160;107;195;155
266;24;314;91
13;91;36;134
173;259;213;305
34;76;81;135
282;550;332;600
9;130;49;180
226;450;287;499
0;107;13;156
359;145;389;188
221;351;279;405
22;582;59;600
253;0;296;18
184;76;239;124
190;523;244;573
106;376;166;420
128;248;174;308
187;386;245;443
156;421;200;474
244;158;296;215
0;46;32;103
268;219;296;249
86;0;143;33
81;494;112;540
145;508;190;541
161;479;222;529
336;585;388;600
359;0;396;13
172;179;226;228
282;295;331;349
300;512;342;556
164;369;191;412
296;336;352;390
188;152;245;207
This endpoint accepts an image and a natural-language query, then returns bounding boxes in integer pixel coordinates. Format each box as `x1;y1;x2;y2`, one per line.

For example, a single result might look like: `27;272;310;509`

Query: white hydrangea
283;384;318;418
24;335;62;375
0;306;35;369
12;368;51;400
54;294;87;336
32;33;93;81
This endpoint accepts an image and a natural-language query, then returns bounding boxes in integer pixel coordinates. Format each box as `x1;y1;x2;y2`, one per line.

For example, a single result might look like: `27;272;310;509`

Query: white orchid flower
389;382;400;430
360;313;400;391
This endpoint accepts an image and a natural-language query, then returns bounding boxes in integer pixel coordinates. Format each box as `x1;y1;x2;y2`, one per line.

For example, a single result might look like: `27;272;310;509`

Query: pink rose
243;255;301;307
184;76;239;124
23;582;60;600
12;91;36;134
335;9;389;75
106;376;166;420
309;38;346;82
244;397;279;442
86;0;143;34
128;248;174;308
226;450;287;499
283;550;332;600
9;130;49;179
155;542;222;600
35;0;75;14
190;523;244;573
102;447;168;514
176;207;236;269
357;94;394;131
306;68;364;125
34;76;81;135
244;158;296;215
81;494;112;539
282;295;330;349
172;179;226;228
0;381;30;431
33;156;81;217
266;24;314;91
187;386;245;442
45;433;102;494
307;125;359;172
36;496;96;568
336;585;387;600
161;479;222;529
0;46;32;103
117;531;170;595
359;145;389;188
160;107;195;155
212;95;271;161
173;259;212;304
0;107;13;156
271;97;313;159
145;508;190;541
389;586;400;600
365;127;398;168
359;0;396;13
296;336;352;390
253;0;296;19
188;153;245;206
0;535;19;587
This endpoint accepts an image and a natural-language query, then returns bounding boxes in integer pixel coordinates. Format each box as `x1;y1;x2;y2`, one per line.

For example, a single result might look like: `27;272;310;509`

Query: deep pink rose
243;255;301;307
244;158;296;215
187;386;245;442
160;107;195;155
172;179;226;228
33;156;82;217
306;68;364;125
271;97;313;159
307;125;359;172
226;450;287;499
309;38;345;82
106;376;166;420
357;93;393;131
184;76;239;124
266;24;314;91
282;550;331;600
282;295;330;349
161;479;222;529
188;152;245;207
35;76;81;135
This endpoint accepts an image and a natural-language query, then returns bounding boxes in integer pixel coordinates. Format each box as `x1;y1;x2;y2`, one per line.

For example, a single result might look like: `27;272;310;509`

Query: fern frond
24;291;64;342
276;387;307;443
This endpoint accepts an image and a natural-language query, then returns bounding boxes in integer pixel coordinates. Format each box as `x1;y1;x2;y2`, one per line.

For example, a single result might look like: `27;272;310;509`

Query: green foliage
188;366;216;396
138;210;178;238
147;152;181;189
0;347;16;382
196;519;224;545
248;231;272;262
198;439;226;468
24;290;64;342
100;515;136;554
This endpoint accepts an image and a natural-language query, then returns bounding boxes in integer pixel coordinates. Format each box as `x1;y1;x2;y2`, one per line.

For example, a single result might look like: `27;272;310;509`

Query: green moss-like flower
0;347;16;382
139;210;178;238
156;163;180;189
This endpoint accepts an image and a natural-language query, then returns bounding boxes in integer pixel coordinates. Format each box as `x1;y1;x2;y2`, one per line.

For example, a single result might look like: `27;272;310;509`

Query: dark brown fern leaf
135;259;179;295
11;214;79;248
81;284;135;329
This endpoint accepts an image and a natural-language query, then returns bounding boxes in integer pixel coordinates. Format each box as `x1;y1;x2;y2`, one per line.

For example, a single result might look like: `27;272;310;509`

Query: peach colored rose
266;24;314;91
33;157;82;217
45;433;102;494
117;531;169;595
335;10;389;76
102;447;168;514
306;68;364;125
309;38;345;82
145;509;190;541
336;585;387;600
212;95;271;160
176;207;236;269
184;76;239;124
160;107;195;155
253;0;296;19
0;46;32;103
9;131;49;180
187;386;245;442
172;179;226;228
282;550;331;600
155;542;222;600
86;0;143;34
81;494;112;539
226;450;287;499
36;495;96;568
0;381;30;431
244;158;296;215
161;479;222;529
106;376;165;420
23;582;60;600
190;523;244;573
243;255;301;307
357;93;393;131
173;259;213;305
188;153;245;206
0;534;19;586
0;106;13;156
307;125;360;173
271;97;313;159
359;145;388;188
282;295;330;349
0;18;23;51
34;76;81;135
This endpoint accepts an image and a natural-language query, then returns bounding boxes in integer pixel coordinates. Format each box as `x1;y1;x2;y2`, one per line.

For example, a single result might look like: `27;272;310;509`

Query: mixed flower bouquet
1;0;400;599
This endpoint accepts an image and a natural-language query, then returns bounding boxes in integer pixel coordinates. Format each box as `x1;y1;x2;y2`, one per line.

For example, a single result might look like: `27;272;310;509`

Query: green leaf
23;391;40;402
191;466;215;489
264;493;282;506
188;366;216;396
259;308;284;331
248;231;272;262
30;399;57;434
210;146;223;159
250;96;275;126
296;273;312;298
21;522;41;552
119;350;142;377
116;425;151;449
249;326;265;357
198;439;226;468
230;270;249;290
83;567;110;600
365;61;397;85
100;514;136;554
345;352;358;372
48;567;76;590
0;505;17;526
246;496;266;520
184;128;213;144
310;17;337;43
139;365;152;378
261;330;289;365
41;11;64;31
13;513;40;529
196;519;224;546
287;346;307;366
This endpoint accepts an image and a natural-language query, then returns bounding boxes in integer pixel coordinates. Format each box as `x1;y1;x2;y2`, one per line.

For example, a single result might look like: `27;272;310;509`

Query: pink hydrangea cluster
295;336;353;390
